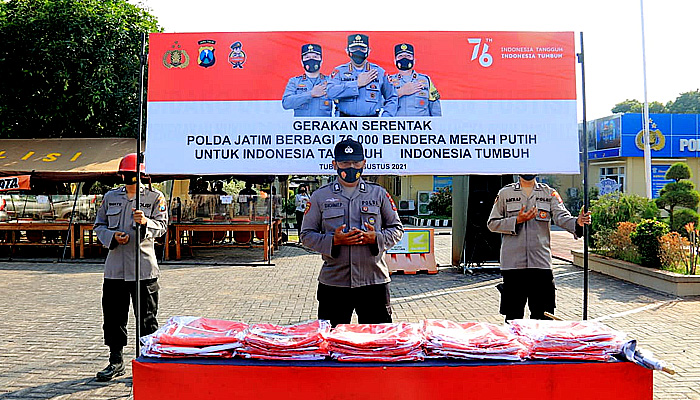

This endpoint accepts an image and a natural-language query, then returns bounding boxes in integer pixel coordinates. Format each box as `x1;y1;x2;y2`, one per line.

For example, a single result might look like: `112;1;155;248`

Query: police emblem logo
368;217;376;225
401;44;408;51
162;41;190;69
370;92;377;99
538;210;548;219
228;41;246;69
344;146;353;154
197;39;216;68
362;206;369;212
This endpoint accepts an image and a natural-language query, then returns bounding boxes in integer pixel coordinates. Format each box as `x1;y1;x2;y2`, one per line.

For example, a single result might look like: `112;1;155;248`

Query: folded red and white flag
423;319;528;361
509;319;626;361
327;323;425;362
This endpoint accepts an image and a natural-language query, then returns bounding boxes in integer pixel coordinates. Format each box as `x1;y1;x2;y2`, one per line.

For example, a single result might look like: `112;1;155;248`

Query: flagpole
641;0;652;198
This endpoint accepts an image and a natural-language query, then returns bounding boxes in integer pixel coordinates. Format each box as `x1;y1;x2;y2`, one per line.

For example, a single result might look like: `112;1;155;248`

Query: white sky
132;0;699;121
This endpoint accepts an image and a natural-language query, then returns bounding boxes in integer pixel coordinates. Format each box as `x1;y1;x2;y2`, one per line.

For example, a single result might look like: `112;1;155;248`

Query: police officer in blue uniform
282;44;332;116
388;43;441;116
327;34;398;117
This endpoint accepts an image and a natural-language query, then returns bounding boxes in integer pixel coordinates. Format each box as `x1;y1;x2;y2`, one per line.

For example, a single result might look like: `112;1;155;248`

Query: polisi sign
679;139;700;152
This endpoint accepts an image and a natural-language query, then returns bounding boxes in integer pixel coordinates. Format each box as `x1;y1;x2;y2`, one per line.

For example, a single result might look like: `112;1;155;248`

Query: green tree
611;99;642;114
427;186;452;217
667;90;700;114
0;0;161;138
611;99;668;114
655;162;700;231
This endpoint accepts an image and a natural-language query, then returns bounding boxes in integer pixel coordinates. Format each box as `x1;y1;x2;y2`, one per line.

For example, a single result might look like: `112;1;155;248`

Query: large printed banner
146;31;579;175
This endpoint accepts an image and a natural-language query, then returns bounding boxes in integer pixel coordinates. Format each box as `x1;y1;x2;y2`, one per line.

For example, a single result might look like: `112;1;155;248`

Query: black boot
96;362;125;381
96;346;125;381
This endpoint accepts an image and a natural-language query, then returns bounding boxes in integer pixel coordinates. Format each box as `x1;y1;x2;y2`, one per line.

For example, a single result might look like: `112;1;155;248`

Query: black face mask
338;167;363;183
519;174;537;181
350;50;367;65
303;59;321;72
396;58;413;70
122;172;138;184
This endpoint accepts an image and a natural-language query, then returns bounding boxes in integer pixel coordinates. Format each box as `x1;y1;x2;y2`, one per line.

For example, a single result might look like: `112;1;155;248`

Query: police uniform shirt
487;182;579;270
94;186;168;281
327;62;398;117
282;74;332;117
300;179;404;288
388;71;442;116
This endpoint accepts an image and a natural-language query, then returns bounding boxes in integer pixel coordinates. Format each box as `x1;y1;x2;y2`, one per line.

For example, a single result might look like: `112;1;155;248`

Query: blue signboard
651;165;673;199
588;113;700;159
433;176;453;191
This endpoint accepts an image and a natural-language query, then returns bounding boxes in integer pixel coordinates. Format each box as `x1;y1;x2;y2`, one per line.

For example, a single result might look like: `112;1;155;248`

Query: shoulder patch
552;190;563;204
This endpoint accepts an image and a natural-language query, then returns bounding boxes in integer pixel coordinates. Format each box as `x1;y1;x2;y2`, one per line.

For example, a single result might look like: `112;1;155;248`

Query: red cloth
237;320;331;360
141;316;248;358
327;323;425;362
423;319;528;360
509;320;626;361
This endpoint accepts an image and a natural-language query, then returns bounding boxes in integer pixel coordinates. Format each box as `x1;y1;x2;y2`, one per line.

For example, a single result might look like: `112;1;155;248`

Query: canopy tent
0;138;279;184
0;138;137;182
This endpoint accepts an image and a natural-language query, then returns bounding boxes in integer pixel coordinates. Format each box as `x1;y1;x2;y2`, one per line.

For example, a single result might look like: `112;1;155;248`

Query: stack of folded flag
509;319;627;361
237;320;331;360
141;316;248;358
327;323;425;362
422;319;528;361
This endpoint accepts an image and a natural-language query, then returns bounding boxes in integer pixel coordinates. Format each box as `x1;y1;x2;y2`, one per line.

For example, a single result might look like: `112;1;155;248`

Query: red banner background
148;31;575;102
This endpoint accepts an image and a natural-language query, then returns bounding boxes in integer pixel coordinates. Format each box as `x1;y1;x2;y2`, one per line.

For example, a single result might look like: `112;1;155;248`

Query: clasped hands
516;205;591;227
333;223;376;246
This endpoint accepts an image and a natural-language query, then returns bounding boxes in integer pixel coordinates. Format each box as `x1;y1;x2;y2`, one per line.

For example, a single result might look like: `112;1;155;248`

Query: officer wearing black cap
327;34;398;117
282;44;332;116
388;43;442;116
487;174;591;322
301;139;404;326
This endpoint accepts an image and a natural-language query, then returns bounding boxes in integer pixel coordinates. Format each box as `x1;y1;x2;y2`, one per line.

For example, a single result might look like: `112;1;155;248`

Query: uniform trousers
295;211;305;234
499;268;555;321
317;282;392;327
102;278;159;360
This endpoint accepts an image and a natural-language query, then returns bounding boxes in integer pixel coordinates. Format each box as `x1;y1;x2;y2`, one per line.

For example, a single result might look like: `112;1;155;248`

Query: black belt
338;111;379;117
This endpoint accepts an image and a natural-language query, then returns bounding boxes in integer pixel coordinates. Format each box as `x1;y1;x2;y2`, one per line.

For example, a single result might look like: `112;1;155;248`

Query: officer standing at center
282;43;332;116
93;153;168;381
487;174;591;322
301;139;404;326
388;43;442;116
327;34;398;117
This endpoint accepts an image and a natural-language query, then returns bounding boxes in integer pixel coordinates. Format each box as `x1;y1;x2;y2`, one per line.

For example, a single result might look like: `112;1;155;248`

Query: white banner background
146;99;579;175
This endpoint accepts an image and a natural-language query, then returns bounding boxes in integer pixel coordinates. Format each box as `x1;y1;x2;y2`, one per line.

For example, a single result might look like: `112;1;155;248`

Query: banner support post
134;32;147;357
577;32;590;320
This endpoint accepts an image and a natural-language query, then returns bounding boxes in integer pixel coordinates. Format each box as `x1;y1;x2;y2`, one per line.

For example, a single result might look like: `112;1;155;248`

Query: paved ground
0;229;698;399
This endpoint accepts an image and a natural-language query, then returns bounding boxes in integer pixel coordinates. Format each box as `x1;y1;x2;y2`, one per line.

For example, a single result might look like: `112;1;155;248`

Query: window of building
599;166;625;192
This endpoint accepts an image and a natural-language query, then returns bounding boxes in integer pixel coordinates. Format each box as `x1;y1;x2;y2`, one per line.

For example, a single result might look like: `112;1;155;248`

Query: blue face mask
350;50;367;65
338;167;363;183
